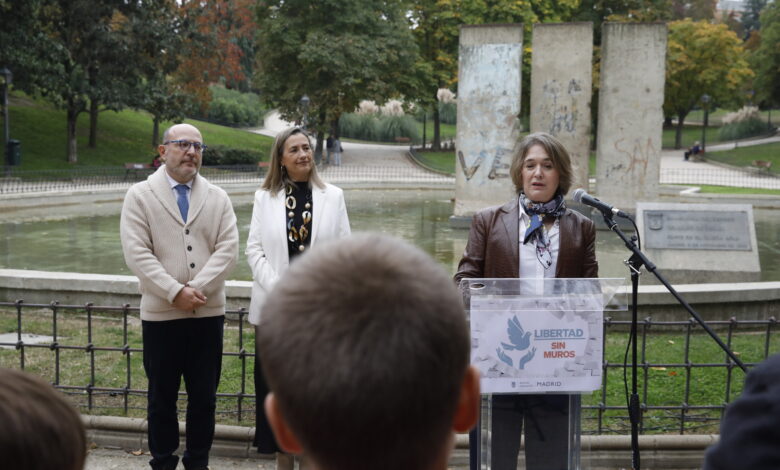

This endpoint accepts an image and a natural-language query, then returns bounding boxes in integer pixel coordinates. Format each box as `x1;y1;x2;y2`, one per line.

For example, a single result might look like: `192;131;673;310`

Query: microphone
572;188;629;218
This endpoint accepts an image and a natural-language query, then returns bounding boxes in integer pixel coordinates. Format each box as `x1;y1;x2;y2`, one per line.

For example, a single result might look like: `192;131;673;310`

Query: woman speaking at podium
455;132;598;470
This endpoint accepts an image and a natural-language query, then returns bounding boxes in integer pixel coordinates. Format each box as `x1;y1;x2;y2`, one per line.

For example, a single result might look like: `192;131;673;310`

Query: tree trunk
432;93;441;151
152;116;160;148
331;116;340;139
674;112;687;150
422;111;427;149
66;100;80;163
89;99;99;148
313;110;326;163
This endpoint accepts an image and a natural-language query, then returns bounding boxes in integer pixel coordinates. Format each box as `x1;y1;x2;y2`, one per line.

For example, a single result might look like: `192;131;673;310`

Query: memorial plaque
643;210;752;251
636;202;760;284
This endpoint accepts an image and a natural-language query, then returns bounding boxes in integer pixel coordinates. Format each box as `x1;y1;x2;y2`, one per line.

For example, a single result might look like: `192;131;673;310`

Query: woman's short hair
262;127;325;192
510;132;573;196
0;368;87;470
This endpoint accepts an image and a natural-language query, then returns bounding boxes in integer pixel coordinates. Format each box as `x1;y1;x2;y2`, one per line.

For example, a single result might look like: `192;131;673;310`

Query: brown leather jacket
455;197;598;282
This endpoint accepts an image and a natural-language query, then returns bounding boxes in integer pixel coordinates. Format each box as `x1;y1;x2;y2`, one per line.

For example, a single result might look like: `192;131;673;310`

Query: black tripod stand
598;210;748;470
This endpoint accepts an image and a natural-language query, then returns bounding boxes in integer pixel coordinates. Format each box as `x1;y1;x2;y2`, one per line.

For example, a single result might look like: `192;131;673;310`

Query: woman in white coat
246;127;351;467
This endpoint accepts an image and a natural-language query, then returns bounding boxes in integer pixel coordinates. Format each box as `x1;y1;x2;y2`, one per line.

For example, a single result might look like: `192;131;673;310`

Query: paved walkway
659;135;780;189
253;111;780;190
247;111;453;186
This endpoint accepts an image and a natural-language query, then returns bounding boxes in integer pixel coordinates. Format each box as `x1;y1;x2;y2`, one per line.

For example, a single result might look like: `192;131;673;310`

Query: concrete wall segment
596;22;667;209
530;22;594;192
455;24;524;216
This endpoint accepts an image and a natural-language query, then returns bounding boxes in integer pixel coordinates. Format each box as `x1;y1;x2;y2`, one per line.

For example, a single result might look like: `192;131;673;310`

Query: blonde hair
262;127;325;193
510;132;573;196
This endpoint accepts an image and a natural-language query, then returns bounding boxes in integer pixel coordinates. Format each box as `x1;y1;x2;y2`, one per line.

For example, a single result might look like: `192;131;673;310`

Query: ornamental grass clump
719;106;768;140
339;99;419;143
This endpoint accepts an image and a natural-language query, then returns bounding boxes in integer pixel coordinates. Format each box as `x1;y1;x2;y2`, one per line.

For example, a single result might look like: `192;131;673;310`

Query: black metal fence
0;164;454;194
0;300;777;433
659;166;779;189
0;165;266;194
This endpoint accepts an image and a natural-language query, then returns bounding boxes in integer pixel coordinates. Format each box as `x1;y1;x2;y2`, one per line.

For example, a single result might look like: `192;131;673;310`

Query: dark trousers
143;316;224;470
253;325;282;454
469;394;578;470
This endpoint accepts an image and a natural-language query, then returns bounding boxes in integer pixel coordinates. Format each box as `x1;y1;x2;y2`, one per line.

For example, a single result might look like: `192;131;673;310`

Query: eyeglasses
164;140;208;153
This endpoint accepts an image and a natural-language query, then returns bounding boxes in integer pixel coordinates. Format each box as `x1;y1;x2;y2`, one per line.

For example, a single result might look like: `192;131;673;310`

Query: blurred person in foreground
246;126;350;469
257;234;480;470
455;132;598;470
121;123;239;470
703;353;780;470
0;367;87;470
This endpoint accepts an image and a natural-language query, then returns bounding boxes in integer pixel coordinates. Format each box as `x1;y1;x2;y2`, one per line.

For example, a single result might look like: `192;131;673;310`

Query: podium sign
461;278;626;470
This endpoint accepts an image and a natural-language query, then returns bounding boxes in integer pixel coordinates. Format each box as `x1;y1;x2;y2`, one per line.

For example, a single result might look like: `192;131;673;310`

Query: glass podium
460;278;626;470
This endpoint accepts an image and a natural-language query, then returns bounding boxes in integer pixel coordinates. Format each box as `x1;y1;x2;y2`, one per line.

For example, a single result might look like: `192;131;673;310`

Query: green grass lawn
581;328;776;434
0;307;258;426
703;142;780;174
413;149;456;174
3;306;775;433
662;124;728;149
686;108;778;127
2;93;273;171
415;120;456;144
677;185;780;195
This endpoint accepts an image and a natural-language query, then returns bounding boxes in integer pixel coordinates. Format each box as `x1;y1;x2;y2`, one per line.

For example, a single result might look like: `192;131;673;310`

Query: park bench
123;163;153;181
257;161;270;175
751;160;773;174
394;136;411;144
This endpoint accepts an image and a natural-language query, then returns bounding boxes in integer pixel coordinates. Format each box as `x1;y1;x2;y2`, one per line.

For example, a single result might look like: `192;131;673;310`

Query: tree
750;1;780;112
254;0;419;154
671;0;716;21
180;0;258;92
573;0;672;44
742;0;769;38
664;19;754;149
409;0;579;149
124;0;195;147
0;1;58;93
32;0;134;163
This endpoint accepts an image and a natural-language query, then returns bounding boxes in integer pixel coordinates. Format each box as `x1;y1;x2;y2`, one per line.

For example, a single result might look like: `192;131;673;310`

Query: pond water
1;189;779;282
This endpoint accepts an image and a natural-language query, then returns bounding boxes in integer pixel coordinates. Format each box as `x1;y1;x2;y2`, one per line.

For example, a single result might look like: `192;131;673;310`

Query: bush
201;145;263;166
718;117;767;140
376;115;420;143
201;85;265;127
412;101;457;125
438;101;457;125
339;113;380;141
339;113;419;143
718;106;768;140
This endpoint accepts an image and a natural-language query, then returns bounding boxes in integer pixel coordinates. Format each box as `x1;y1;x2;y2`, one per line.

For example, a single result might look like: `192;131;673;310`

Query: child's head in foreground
257;233;479;470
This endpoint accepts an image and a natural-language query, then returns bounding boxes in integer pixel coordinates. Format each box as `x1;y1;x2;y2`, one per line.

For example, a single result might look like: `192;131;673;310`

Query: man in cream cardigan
120;123;238;470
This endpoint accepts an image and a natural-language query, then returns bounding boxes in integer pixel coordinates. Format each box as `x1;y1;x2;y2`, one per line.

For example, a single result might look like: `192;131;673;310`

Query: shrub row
718;117;767;141
339;113;420;143
413;101;457;125
201;145;264;166
197;85;266;128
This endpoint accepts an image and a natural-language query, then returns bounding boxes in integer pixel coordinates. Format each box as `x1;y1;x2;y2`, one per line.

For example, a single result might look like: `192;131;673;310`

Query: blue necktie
175;184;189;223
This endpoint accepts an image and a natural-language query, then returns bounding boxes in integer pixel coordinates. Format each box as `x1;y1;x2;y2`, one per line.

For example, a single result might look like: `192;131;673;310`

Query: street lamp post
701;94;710;153
299;94;310;131
1;67;12;165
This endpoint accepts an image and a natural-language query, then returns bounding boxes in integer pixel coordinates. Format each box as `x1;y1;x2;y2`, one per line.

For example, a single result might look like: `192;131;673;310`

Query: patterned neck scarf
519;192;566;269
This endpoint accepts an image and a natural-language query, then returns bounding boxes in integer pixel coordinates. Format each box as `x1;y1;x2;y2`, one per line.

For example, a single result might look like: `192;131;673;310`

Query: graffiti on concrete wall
457;146;513;181
540;78;584;136
604;137;657;187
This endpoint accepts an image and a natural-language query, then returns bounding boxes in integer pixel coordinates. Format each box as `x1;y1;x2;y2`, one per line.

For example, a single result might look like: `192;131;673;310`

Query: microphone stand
598;210;747;470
